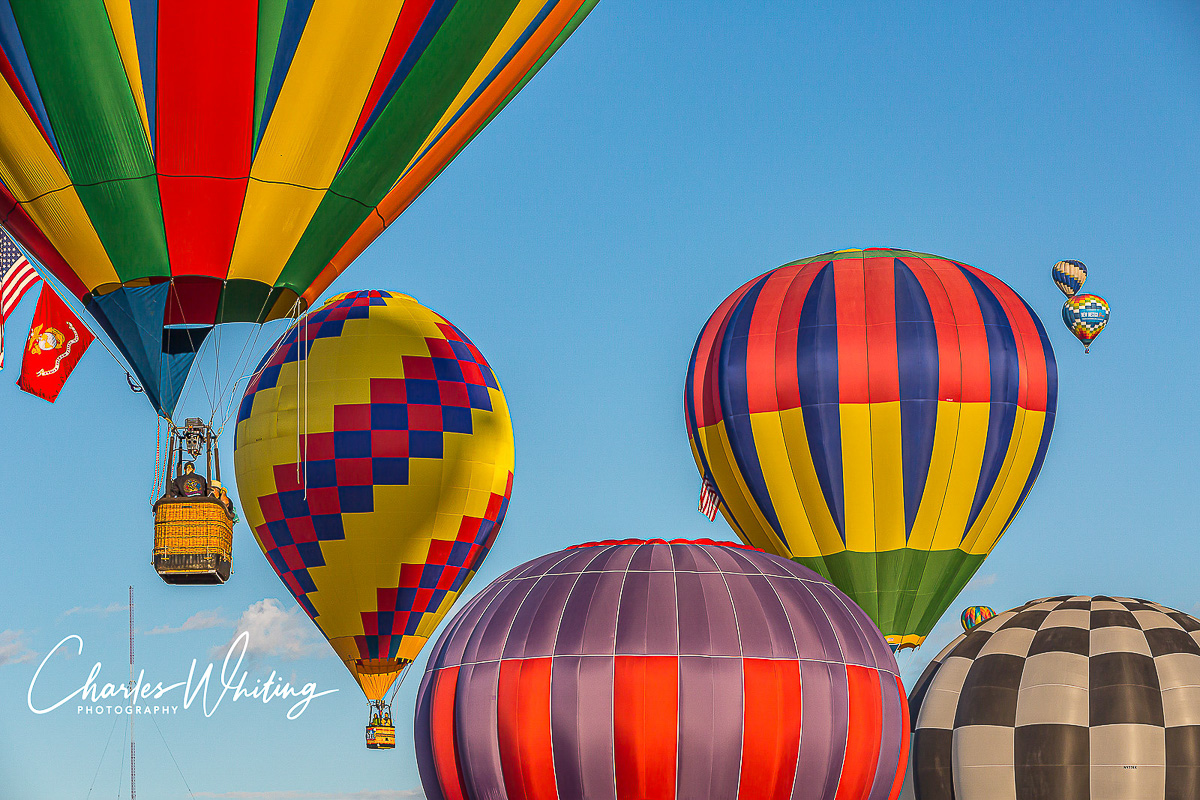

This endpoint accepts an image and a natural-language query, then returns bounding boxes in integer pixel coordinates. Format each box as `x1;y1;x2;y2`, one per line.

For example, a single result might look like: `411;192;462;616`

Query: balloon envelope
416;538;910;800
0;0;596;416
233;290;514;701
1062;293;1109;352
959;605;995;632
904;596;1200;800
1052;260;1087;297
685;248;1058;650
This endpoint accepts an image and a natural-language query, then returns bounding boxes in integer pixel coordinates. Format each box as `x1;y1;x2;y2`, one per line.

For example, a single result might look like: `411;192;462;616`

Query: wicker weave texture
154;502;233;557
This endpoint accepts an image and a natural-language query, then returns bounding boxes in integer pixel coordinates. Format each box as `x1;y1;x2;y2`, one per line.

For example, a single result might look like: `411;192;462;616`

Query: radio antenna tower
128;585;136;800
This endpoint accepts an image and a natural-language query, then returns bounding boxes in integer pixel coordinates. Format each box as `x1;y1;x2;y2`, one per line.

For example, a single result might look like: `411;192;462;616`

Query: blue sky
2;2;1199;797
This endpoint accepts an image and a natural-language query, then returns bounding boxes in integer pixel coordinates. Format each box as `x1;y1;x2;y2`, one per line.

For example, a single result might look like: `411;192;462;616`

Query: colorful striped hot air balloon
959;605;995;632
0;0;596;418
233;290;514;743
1062;293;1109;353
415;538;910;800
685;248;1058;650
1051;260;1087;297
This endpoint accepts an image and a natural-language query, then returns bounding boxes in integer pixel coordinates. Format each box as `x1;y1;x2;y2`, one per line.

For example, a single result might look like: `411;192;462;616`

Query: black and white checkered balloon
903;596;1200;800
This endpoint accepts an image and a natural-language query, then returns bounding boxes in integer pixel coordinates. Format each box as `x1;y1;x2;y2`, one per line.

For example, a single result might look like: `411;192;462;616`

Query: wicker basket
153;499;233;584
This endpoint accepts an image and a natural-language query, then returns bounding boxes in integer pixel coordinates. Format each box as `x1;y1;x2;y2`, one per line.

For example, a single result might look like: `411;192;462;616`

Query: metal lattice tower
129;586;135;800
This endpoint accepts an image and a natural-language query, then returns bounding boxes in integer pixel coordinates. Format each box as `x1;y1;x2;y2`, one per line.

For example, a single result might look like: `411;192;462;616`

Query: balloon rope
148;418;162;506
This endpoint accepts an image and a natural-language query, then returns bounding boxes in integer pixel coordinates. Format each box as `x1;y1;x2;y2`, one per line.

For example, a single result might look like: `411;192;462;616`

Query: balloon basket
152;498;233;585
366;699;395;750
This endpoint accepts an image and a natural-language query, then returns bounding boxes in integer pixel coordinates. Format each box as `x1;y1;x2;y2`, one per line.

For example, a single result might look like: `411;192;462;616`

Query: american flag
698;475;721;520
0;230;42;370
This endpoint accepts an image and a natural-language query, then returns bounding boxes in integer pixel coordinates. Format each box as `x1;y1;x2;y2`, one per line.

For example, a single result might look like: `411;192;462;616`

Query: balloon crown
568;538;761;550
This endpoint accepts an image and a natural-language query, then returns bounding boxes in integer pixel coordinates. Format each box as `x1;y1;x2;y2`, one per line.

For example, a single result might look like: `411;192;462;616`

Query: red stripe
745;269;791;414
834;257;870;404
0;185;88;298
863;256;899;403
497;657;557;800
833;665;884;800
614;655;678;800
774;262;823;411
692;278;757;428
886;675;911;800
156;0;256;281
903;257;962;402
341;0;437;165
925;259;990;403
738;658;802;800
962;266;1048;413
429;666;469;800
1;269;39;317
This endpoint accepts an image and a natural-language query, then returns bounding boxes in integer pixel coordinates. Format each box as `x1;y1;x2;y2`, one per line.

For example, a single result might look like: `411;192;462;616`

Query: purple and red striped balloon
415;538;909;800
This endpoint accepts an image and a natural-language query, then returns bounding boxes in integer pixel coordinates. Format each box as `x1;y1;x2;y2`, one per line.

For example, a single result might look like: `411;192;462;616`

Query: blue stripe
795;263;845;539
1001;297;1058;528
718;274;785;541
129;0;157;149
893;258;938;538
0;0;61;158
389;2;556;177
341;0;457;160
958;265;1019;533
253;0;317;156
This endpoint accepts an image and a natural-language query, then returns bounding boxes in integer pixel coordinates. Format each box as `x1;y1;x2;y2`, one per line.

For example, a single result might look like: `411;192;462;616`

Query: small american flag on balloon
0;231;42;371
698;475;721;520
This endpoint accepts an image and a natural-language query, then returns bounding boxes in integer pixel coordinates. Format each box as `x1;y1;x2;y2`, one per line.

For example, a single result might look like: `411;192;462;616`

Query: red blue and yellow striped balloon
0;0;596;417
1062;293;1109;353
959;605;996;632
685;249;1058;650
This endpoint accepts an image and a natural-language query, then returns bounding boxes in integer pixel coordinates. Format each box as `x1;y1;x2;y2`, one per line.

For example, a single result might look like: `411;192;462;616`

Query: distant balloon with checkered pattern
1062;293;1110;353
233;290;514;706
1052;260;1087;297
902;595;1200;800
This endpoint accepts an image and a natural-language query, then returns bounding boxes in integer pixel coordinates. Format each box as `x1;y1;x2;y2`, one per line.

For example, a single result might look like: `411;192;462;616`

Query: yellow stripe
907;401;960;551
228;0;405;282
0;81;118;289
776;406;844;557
747;412;809;557
962;409;1047;555
867;400;906;552
929;402;990;551
696;422;777;554
840;404;876;552
397;0;544;179
102;0;152;149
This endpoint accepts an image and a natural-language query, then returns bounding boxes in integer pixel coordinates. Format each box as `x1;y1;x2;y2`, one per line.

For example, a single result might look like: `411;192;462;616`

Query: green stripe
795;549;987;641
274;0;521;294
253;0;289;144
10;0;169;282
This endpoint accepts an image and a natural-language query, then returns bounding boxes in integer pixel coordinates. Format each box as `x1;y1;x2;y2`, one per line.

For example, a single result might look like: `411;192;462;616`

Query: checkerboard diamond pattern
903;596;1200;800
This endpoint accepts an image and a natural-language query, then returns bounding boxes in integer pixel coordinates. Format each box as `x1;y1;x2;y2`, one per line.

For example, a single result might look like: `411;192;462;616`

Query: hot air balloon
958;605;994;632
233;290;514;748
415;538;911;800
904;596;1200;800
0;1;597;420
1051;260;1087;297
685;248;1058;651
1062;293;1109;353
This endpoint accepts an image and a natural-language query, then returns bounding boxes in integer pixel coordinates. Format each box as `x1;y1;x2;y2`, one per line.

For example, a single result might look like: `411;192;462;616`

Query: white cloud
966;572;998;589
146;609;230;635
0;630;35;665
62;602;127;617
208;599;325;662
193;791;424;799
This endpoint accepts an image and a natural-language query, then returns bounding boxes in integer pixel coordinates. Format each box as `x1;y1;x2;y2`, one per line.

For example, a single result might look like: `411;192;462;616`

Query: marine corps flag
17;284;94;403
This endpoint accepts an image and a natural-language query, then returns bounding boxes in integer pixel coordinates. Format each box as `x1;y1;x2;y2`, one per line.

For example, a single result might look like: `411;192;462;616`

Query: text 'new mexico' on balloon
234;290;514;731
686;248;1058;650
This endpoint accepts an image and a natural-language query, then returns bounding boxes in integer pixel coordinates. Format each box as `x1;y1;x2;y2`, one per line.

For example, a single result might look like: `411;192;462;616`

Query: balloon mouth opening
569;538;762;551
